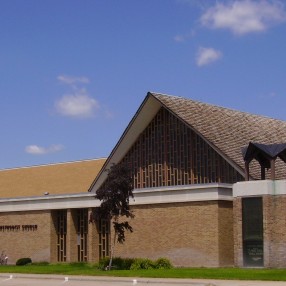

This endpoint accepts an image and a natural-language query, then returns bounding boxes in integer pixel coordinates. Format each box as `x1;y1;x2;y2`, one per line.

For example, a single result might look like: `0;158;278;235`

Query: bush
112;257;135;270
154;257;173;269
97;257;110;270
16;258;32;266
130;258;155;270
98;257;135;270
97;256;172;270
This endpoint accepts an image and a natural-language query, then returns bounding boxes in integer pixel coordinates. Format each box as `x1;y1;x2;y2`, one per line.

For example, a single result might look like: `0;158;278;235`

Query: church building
1;92;286;267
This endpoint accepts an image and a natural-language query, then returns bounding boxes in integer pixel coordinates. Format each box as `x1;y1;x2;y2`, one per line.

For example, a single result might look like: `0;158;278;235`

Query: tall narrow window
98;219;110;259
57;210;67;262
242;197;263;267
77;209;88;262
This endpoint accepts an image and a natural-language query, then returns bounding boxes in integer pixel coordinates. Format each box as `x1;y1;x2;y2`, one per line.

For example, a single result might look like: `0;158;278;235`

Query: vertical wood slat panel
118;108;244;189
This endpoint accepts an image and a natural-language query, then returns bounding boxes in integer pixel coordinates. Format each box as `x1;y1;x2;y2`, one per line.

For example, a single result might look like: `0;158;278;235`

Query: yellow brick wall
218;201;234;266
263;195;286;268
0;210;51;264
88;208;99;263
234;195;286;268
0;202;235;266
113;201;233;267
67;209;78;262
233;197;243;267
50;211;58;263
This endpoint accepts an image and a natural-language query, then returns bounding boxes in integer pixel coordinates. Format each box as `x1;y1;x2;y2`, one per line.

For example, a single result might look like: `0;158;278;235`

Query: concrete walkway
0;274;286;286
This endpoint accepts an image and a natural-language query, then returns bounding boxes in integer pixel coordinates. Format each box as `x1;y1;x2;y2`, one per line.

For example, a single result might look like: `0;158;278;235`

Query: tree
95;163;134;269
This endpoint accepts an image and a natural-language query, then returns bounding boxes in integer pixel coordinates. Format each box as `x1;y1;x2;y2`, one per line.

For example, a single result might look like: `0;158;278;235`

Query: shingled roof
152;92;286;180
90;92;286;191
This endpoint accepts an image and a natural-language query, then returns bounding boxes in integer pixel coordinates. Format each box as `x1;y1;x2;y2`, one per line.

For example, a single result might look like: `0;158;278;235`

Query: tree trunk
108;231;117;270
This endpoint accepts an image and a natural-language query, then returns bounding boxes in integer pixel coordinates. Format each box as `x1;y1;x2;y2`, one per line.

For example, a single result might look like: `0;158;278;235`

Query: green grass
0;263;286;281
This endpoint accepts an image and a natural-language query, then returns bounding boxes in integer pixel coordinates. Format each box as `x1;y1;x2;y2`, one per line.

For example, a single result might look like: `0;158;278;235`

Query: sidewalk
1;273;286;286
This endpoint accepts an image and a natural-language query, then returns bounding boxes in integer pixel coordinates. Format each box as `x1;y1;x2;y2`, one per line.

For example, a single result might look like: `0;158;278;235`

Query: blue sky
1;0;286;169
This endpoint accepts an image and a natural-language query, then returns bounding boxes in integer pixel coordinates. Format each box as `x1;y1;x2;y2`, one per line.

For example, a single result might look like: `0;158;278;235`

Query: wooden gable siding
121;108;244;189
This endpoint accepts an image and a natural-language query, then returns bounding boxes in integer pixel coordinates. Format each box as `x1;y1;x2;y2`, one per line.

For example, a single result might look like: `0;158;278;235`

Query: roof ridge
0;157;107;172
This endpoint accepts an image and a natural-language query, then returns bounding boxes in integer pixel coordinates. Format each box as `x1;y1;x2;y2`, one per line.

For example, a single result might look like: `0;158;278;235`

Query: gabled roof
89;92;286;191
0;158;106;198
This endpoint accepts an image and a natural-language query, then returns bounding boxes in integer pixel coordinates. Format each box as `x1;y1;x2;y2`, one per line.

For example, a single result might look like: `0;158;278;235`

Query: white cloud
55;91;99;118
200;0;286;35
57;75;90;85
55;74;100;118
196;47;222;67
25;144;64;155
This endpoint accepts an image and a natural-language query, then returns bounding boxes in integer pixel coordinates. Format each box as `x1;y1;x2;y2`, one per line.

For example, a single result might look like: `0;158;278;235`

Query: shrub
97;257;172;270
112;257;135;270
154;257;173;269
98;257;135;270
121;258;135;270
97;257;110;270
16;258;32;266
130;258;155;270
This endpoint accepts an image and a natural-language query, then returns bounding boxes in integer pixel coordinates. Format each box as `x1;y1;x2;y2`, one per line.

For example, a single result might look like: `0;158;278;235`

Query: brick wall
264;195;286;268
114;201;234;267
234;195;286;268
0;210;51;264
218;201;234;266
88;208;100;263
233;197;243;267
0;202;235;266
67;209;78;262
50;211;58;263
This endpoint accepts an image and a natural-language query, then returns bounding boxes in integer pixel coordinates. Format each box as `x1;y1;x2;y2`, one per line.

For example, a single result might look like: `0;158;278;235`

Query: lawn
0;263;286;281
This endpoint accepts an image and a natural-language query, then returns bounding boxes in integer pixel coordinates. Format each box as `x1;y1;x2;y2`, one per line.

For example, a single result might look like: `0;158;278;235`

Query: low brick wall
0;200;235;267
114;201;234;267
234;192;286;268
0;210;51;264
233;197;243;267
264;195;286;268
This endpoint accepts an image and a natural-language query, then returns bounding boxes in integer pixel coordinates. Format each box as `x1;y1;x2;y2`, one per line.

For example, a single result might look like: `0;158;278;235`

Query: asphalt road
0;274;286;286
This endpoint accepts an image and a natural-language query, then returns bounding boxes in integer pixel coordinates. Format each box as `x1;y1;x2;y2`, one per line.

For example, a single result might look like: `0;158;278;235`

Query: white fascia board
0;193;100;213
233;179;286;197
131;183;233;205
0;184;233;213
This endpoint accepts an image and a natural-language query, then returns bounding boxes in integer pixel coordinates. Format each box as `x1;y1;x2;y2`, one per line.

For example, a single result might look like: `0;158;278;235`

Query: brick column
88;208;99;263
233;197;243;267
66;209;78;262
262;196;271;268
50;210;58;263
